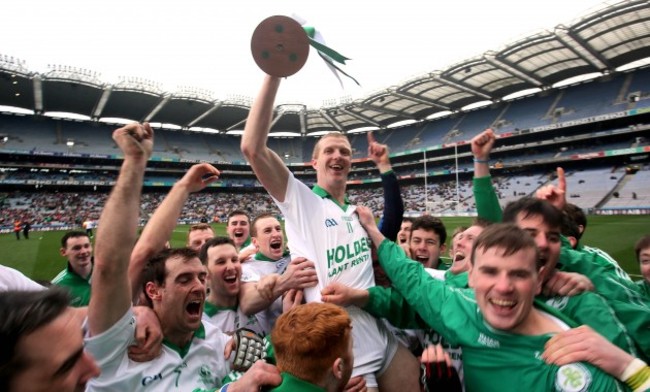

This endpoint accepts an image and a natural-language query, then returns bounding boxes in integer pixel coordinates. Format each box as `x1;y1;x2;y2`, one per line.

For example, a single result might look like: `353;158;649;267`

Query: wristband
473;158;489;164
621;358;650;391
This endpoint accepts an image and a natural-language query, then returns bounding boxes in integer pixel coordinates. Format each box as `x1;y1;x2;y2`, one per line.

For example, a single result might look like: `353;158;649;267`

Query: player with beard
242;75;420;391
52;231;93;307
84;122;281;391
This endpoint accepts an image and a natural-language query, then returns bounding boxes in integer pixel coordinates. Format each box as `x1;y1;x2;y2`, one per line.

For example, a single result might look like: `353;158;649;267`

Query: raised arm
240;75;291;202
368;131;404;241
89;123;152;336
471;129;502;222
129;163;220;299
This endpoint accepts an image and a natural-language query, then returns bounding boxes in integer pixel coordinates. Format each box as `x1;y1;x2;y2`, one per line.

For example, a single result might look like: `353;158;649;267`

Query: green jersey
371;239;627;392
473;175;650;361
268;373;326;391
638;280;650;297
51;263;91;307
442;271;637;356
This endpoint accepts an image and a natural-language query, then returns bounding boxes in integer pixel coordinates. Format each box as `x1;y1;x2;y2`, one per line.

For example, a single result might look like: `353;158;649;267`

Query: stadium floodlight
461;100;492;111
425;110;453;120
347;126;379;134
66;139;75;147
387;119;418;129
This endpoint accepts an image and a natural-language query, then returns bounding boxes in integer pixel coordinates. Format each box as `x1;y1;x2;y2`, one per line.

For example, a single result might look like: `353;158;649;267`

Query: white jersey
86;309;231;391
273;174;375;303
273;174;395;387
202;302;269;337
0;265;45;292
240;253;290;328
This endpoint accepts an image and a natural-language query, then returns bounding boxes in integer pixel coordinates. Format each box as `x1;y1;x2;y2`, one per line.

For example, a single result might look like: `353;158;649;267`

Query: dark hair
60;231;90;248
471;223;540;269
635;235;650;263
401;217;414;224
564;203;587;239
411;216;447;244
227;210;249;224
0;288;71;390
502;197;562;230
251;212;279;238
198;236;236;264
560;212;581;244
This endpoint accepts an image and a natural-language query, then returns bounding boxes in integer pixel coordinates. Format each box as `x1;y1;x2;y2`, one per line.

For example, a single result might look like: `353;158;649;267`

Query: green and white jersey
559;245;650;361
443;270;637;357
86;309;231;391
273;173;374;303
240;253;291;328
202;301;269;337
51;264;91;307
371;239;627;392
272;173;394;386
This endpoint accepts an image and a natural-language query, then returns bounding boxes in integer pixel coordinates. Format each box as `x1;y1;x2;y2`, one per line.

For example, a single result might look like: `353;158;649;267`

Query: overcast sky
2;0;613;107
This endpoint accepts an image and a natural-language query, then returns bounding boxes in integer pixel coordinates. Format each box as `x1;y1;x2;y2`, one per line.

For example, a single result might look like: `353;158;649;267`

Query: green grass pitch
1;215;645;282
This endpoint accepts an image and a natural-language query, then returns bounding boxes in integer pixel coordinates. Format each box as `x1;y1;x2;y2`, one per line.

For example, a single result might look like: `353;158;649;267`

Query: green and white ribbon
293;14;360;87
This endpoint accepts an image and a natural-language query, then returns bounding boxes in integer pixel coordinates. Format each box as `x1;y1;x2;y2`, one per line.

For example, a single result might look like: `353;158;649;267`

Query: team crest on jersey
555;363;592;392
198;365;215;387
545;296;569;310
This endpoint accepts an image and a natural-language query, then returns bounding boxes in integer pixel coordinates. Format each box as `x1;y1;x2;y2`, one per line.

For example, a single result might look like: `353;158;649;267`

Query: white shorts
347;306;399;388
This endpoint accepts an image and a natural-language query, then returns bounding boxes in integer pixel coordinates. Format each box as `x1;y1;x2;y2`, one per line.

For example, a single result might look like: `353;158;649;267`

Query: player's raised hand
178;163;221;193
367;131;390;171
470;129;496;160
113;122;153;160
536;167;567;211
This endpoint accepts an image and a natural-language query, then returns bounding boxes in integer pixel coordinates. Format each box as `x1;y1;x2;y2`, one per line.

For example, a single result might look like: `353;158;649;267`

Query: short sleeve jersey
240;253;290;328
86;309;231;391
202;302;269;337
272;173;374;303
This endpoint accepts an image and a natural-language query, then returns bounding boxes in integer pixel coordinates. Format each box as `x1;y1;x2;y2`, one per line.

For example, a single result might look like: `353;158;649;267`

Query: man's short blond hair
312;132;351;160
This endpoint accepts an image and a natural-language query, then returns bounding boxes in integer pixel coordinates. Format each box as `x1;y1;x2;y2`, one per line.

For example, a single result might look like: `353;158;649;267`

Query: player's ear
146;282;162;302
332;357;344;379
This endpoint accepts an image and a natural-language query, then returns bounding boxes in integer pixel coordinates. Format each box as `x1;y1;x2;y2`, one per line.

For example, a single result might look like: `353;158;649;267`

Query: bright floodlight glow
43;112;91;121
616;57;650;72
98;117;137;125
226;130;244;135
425;110;453;120
66;139;75;147
149;122;182;130
387;119;418;129
502;88;543;101
461;100;492;111
0;105;34;115
189;126;220;134
269;132;301;137
347;126;379;134
552;72;602;88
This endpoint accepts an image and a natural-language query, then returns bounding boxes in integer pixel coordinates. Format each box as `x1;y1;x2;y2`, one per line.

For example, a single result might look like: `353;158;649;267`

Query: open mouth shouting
414;254;430;266
453;252;466;264
185;298;203;321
